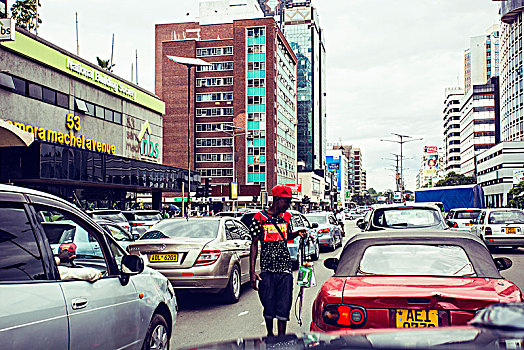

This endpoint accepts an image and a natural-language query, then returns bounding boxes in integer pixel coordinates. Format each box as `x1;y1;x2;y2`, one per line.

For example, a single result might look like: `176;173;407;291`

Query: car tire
311;242;320;261
143;314;169;350
223;265;241;304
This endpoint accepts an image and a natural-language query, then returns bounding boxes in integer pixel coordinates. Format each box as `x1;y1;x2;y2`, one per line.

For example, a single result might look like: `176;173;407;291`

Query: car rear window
42;223;76;244
455;210;481;220
372;208;441;228
305;215;328;224
91;212;127;223
135;213;162;221
358;244;475;277
488;211;524;224
141;219;220;239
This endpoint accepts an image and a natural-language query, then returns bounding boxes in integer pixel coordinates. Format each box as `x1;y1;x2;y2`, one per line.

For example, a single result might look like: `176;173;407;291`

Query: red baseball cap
271;185;297;199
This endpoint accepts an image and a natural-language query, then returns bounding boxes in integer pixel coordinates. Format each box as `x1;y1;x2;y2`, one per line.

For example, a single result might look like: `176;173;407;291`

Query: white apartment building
464;25;500;94
459;79;498;176
499;2;524;141
443;87;464;173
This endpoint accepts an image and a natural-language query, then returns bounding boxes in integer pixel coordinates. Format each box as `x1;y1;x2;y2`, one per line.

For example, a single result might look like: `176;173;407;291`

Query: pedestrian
249;185;306;337
336;208;346;236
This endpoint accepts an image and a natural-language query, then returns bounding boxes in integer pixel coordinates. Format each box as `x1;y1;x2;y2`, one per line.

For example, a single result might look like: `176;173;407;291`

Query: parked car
0;184;177;350
445;208;482;231
470;208;524;249
240;209;320;269
357;203;449;231
216;211;245;218
347;210;364;220
122;210;163;238
305;212;343;251
128;217;259;303
311;230;521;332
86;209;131;232
95;219;136;250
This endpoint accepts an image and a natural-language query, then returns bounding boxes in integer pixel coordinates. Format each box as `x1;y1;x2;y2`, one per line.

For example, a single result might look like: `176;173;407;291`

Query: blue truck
415;184;485;212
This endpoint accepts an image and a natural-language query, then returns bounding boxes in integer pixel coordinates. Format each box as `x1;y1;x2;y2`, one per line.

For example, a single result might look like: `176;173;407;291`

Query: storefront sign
138;120;159;158
230;182;238;200
0;18;14;41
288;184;301;193
0;115;116;154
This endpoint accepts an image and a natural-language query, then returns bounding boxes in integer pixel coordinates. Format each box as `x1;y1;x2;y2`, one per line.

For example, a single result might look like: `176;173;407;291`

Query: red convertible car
311;231;523;332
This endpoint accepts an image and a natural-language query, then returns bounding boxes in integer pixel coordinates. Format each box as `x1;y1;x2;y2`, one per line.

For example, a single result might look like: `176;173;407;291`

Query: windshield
372;208;441;228
488;211;524;224
135;213;162;221
141;219;220;239
104;224;132;241
455;210;481;220
305;215;328;224
91;212;127;223
358;245;476;277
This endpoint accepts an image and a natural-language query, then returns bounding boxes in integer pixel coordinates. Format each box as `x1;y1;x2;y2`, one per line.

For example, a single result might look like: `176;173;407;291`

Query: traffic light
252;195;258;203
196;184;205;198
204;178;211;198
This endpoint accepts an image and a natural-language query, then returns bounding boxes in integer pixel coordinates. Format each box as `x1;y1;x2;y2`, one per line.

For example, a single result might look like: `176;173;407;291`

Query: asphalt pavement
170;221;524;349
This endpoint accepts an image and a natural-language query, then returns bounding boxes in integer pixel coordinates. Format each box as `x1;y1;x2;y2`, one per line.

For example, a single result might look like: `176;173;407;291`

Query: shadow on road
176;284;252;311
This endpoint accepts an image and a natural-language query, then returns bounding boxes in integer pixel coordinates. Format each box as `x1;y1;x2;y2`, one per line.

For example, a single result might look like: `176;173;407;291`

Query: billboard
326;155;342;191
287;184;302;193
424;146;438;154
514;169;524;185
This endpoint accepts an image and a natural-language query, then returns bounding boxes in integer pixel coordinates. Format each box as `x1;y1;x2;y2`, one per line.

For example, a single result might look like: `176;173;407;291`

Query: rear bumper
318;237;334;247
484;236;524;246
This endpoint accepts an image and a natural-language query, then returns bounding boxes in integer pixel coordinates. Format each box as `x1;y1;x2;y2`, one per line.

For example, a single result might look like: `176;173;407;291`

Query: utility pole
381;133;422;195
75;12;79;56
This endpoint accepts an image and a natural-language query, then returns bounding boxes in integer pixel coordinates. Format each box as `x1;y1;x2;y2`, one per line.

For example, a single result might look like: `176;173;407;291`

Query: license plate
465;223;472;226
396;309;438;328
506;227;516;234
150;254;178;262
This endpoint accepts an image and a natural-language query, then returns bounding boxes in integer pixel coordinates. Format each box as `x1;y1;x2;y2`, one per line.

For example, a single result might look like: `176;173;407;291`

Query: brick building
156;7;298;193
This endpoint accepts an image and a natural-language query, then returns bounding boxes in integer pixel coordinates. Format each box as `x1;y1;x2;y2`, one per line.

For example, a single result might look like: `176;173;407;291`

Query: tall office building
155;0;298;191
443;87;464;172
464;25;500;94
499;1;524;141
259;0;327;172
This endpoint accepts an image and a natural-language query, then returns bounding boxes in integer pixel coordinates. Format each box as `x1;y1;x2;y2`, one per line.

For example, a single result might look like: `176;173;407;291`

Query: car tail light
58;242;77;255
322;304;367;328
131;222;145;227
453;222;459;229
286;239;295;243
485;227;492;236
319;228;330;234
194;250;221;266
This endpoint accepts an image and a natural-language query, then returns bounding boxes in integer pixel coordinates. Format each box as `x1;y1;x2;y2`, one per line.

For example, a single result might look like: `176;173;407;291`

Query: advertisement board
513;169;524;185
326;156;342;191
424;146;438;154
0;18;14;41
229;182;238;200
287;184;302;193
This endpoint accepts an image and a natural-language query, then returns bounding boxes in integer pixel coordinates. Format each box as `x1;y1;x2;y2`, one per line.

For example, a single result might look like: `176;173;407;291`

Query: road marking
238;311;249;316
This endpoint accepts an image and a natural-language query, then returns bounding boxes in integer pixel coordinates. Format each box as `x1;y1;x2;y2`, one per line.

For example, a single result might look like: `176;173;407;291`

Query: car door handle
71;297;88;310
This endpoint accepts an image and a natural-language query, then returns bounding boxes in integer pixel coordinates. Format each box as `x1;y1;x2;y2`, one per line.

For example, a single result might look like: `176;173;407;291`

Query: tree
10;0;41;33
434;171;475;187
96;57;115;72
508;181;524;209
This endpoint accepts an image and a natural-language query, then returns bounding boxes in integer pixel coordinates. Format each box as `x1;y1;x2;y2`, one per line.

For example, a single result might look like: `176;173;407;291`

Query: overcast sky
35;0;500;192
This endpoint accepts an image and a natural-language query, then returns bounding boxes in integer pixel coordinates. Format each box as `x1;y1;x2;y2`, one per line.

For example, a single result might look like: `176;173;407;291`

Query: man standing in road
249;185;306;337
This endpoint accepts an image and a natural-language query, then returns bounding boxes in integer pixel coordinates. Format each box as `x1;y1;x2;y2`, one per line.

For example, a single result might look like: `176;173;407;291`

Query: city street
171;221;524;349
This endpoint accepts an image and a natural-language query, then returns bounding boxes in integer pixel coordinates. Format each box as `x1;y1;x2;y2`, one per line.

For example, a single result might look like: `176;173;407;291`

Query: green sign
1;32;165;114
346;190;351;199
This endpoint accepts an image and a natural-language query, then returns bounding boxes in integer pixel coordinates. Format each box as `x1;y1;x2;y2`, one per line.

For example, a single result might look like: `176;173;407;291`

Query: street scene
2;0;524;349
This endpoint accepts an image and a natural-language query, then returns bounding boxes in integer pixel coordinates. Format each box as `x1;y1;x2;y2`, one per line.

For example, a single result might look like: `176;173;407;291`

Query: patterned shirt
250;210;294;273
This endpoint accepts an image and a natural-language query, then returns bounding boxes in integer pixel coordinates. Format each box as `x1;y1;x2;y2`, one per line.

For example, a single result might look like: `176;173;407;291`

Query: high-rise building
155;0;298;191
259;0;327;172
464;25;500;94
499;1;524;141
330;144;355;197
459;77;500;176
353;148;364;194
443;87;464;173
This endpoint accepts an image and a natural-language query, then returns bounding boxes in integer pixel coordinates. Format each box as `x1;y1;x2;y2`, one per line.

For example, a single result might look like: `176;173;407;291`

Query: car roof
336;230;501;279
0;184;73;206
372;203;441;210
86;209;123;214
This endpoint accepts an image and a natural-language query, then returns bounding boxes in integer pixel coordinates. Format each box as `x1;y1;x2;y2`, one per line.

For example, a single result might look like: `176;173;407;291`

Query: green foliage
434;171;475;187
10;0;41;32
96;57;115;72
508;180;524;209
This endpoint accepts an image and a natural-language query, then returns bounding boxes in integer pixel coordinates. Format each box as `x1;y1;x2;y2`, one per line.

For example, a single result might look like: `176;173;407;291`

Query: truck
414;184;485;212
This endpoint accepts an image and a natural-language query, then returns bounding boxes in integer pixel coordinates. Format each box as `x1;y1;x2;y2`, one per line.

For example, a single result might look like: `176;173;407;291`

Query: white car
446;208;482;231
471;208;524;248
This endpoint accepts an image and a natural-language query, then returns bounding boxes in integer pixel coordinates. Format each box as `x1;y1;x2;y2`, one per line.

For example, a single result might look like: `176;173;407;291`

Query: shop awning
0;120;34;147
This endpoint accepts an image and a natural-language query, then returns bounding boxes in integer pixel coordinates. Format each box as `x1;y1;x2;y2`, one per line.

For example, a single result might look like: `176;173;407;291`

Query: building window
28;83;42;100
196;92;233;102
196;108;234;117
196;62;233;72
42;87;56;104
196;46;233;57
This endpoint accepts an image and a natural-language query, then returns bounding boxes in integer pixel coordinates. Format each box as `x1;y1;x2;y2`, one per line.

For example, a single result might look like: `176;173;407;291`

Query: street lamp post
223;125;246;211
380;133;422;196
167;56;211;217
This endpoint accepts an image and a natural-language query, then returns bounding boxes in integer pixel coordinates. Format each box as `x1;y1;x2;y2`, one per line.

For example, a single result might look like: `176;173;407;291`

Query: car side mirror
494;257;512;271
357;220;366;230
311;222;319;229
324;258;339;271
121;255;144;275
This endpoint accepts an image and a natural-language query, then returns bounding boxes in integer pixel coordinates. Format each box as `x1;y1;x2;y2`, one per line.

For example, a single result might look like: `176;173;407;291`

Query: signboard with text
326;156;342;191
0;18;14;41
513;169;524;185
287;184;302;193
424;146;438;154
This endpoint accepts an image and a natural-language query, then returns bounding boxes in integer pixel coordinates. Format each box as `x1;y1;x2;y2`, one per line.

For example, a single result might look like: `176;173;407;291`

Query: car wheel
311;241;320;261
143;314;169;350
223;265;241;303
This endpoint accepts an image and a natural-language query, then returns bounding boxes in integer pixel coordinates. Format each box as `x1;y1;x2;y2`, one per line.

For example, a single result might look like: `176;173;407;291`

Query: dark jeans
258;271;293;321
